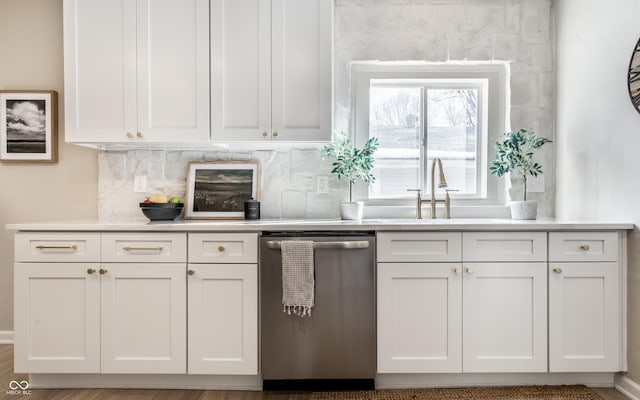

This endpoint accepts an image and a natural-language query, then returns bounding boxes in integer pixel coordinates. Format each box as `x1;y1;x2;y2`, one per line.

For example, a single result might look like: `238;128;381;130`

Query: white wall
555;0;640;382
0;0;99;335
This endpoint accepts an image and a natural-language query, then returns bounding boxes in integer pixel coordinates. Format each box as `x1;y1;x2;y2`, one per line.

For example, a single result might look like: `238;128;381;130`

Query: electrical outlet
134;175;147;193
317;176;329;193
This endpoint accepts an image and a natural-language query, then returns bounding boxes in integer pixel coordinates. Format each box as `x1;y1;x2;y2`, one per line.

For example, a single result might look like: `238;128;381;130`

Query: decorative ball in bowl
139;202;184;221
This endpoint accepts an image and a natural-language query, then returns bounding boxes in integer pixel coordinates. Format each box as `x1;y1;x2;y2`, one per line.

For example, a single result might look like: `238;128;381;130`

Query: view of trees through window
368;85;479;199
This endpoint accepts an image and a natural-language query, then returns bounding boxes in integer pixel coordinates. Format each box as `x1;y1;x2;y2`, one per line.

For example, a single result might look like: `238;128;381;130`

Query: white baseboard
376;373;616;389
615;375;640;400
0;331;14;344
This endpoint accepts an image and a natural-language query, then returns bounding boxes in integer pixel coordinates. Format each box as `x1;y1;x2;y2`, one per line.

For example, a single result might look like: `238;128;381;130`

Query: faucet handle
407;189;422;195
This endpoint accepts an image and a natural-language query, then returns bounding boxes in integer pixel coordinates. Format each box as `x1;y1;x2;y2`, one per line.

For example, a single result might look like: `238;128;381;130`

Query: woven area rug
311;385;602;400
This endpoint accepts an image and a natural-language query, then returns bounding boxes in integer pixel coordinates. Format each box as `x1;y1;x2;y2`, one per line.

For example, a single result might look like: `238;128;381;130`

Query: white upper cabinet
211;0;332;142
64;0;210;144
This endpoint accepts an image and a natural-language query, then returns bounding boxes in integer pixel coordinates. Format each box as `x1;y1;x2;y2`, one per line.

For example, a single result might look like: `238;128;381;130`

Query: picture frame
0;90;58;162
185;161;260;219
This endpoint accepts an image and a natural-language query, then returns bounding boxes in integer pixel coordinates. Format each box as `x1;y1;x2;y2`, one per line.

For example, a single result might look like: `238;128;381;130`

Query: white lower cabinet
14;262;186;374
100;263;186;374
14;263;101;373
377;263;462;373
14;232;188;375
378;232;548;374
549;262;620;372
462;262;547;373
187;263;258;375
186;233;258;375
548;231;622;372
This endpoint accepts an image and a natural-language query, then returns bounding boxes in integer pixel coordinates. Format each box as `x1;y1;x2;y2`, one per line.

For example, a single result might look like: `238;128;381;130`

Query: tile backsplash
98;149;345;221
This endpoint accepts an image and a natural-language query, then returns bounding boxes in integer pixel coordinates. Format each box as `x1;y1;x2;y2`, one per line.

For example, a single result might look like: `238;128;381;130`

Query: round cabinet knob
453;268;461;274
99;268;108;275
87;268;96;275
580;244;590;251
262;132;268;138
272;131;279;138
465;267;473;274
136;132;143;139
187;269;195;276
126;132;133;139
218;246;225;252
553;267;563;274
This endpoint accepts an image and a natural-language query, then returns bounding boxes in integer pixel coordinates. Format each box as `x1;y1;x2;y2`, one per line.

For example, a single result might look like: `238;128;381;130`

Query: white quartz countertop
5;218;634;232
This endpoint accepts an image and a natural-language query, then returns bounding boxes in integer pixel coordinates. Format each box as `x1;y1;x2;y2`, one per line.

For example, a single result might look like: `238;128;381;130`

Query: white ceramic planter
340;201;364;220
510;200;538;220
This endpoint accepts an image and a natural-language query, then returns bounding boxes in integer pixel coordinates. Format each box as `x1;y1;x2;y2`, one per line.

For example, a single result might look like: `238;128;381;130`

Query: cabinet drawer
463;232;547;262
377;232;462;262
101;233;187;263
188;233;258;263
549;232;619;262
15;232;100;262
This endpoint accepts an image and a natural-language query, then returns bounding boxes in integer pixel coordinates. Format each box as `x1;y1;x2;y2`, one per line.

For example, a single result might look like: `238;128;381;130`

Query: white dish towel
281;240;315;317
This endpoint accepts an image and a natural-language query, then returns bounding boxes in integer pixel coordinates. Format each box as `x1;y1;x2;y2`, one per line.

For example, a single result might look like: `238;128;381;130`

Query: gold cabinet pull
262;132;268;137
36;244;78;250
465;267;473;274
187;269;195;276
136;132;143;138
580;244;590;251
218;246;225;252
87;268;96;275
123;246;163;251
126;132;133;139
553;267;563;274
99;268;108;275
453;267;461;274
272;131;279;138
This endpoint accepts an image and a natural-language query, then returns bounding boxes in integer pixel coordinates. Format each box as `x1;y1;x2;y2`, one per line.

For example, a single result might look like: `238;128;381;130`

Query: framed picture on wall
0;90;58;162
185;161;260;219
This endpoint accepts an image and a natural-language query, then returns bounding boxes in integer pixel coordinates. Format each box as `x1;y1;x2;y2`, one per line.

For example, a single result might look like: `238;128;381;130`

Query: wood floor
0;344;630;400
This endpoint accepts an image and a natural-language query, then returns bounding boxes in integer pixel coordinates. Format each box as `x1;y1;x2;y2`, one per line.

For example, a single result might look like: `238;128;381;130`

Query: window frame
351;62;509;212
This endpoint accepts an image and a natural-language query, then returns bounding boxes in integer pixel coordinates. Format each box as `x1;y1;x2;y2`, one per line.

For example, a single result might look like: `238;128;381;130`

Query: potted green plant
490;128;552;220
322;135;379;220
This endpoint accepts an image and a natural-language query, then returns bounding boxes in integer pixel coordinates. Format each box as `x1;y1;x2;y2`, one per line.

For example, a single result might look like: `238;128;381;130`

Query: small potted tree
322;135;379;220
490;128;552;220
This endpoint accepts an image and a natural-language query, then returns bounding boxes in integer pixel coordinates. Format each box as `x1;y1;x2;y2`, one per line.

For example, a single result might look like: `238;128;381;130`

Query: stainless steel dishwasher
260;231;376;390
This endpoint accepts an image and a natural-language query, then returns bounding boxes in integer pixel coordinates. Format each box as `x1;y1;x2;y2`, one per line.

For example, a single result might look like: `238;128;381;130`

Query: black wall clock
629;36;640;114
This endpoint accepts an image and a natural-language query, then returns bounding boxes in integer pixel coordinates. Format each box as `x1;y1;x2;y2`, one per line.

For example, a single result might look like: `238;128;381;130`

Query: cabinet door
271;0;332;142
462;262;547;373
14;263;100;373
377;263;462;373
187;264;258;375
549;262;620;372
137;0;210;142
211;0;271;142
100;264;186;374
63;0;137;142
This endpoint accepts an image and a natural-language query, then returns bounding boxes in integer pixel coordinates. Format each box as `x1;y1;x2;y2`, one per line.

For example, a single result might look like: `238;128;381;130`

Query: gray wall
555;0;640;382
0;0;98;336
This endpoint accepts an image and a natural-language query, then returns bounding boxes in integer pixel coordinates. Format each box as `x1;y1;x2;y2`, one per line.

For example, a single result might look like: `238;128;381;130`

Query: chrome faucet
407;158;457;219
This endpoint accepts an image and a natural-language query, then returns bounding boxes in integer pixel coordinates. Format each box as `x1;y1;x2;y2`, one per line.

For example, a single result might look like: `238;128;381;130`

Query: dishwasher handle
265;240;370;250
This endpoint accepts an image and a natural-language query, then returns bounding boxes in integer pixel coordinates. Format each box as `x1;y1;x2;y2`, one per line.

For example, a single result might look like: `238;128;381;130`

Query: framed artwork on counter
185;161;260;219
0;90;58;162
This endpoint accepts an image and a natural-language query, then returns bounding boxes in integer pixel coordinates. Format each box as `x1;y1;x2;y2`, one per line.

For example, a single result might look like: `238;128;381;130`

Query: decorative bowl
139;202;184;221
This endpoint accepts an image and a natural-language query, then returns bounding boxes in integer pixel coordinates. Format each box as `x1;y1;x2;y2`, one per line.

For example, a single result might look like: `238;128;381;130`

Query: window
352;63;508;209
